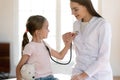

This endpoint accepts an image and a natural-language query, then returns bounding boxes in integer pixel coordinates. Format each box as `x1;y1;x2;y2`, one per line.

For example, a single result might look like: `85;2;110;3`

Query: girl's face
37;20;49;40
40;20;49;39
70;2;87;20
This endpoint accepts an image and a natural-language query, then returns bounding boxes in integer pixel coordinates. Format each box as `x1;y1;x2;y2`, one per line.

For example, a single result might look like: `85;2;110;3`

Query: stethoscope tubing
45;43;72;65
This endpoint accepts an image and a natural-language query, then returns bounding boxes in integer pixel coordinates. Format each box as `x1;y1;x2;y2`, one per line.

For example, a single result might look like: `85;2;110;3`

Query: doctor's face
70;1;87;20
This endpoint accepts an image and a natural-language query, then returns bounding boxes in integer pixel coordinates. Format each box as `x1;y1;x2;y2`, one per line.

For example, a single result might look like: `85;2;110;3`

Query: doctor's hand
71;72;88;80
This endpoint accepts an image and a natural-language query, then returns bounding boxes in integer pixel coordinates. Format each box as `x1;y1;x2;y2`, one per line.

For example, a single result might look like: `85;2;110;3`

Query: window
18;0;56;49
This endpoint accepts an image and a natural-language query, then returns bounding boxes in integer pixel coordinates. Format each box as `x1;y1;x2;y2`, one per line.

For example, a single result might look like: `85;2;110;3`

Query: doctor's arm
84;22;112;77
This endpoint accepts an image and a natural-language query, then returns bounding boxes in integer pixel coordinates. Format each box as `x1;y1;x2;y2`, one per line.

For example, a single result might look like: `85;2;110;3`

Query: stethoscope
44;31;78;65
44;43;72;65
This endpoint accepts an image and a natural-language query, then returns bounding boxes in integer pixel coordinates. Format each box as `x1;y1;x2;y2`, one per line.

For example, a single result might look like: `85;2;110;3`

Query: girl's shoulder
25;42;34;47
24;42;37;50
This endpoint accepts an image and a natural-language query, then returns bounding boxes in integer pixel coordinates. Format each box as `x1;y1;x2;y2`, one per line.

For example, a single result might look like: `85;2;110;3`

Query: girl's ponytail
22;32;29;50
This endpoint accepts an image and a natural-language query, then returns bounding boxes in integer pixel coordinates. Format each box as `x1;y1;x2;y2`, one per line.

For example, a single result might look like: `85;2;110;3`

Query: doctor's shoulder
96;17;112;38
95;17;111;29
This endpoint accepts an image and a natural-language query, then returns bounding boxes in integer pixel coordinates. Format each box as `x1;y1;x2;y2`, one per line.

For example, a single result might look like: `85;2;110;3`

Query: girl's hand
71;72;88;80
62;32;76;45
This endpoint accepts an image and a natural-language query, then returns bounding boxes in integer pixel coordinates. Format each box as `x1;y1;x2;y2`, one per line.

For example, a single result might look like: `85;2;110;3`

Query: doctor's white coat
72;17;113;80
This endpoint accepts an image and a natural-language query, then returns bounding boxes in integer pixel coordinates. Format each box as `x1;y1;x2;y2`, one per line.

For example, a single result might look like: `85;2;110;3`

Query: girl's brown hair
22;15;46;50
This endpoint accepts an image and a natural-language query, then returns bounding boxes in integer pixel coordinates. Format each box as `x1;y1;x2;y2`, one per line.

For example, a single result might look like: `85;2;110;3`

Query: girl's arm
50;32;76;59
50;43;71;59
16;54;29;80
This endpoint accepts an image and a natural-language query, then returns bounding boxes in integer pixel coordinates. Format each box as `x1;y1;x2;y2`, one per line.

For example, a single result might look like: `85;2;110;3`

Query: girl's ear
35;30;39;34
35;30;41;36
33;30;38;36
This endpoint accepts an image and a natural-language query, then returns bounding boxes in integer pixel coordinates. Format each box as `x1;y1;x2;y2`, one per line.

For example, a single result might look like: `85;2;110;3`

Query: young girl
16;15;75;80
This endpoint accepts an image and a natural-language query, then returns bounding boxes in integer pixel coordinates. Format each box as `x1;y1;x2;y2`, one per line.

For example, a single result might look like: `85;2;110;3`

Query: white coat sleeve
84;22;112;77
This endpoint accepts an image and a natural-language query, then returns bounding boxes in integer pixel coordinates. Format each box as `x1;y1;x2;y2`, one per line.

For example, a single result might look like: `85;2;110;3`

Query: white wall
0;0;19;77
0;0;120;77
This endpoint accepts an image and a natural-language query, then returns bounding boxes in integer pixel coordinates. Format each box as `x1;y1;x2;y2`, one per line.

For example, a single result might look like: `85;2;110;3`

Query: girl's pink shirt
23;41;52;78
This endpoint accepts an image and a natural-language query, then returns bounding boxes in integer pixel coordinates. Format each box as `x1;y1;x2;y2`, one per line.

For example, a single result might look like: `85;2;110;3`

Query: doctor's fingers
71;77;80;80
71;75;85;80
71;75;79;80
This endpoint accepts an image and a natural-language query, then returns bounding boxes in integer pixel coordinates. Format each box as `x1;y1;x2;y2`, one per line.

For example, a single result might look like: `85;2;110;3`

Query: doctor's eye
72;8;79;12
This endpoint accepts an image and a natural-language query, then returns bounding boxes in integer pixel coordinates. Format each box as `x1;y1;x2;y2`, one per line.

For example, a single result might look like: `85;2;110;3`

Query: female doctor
62;0;113;80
